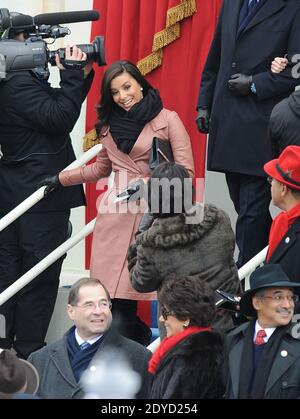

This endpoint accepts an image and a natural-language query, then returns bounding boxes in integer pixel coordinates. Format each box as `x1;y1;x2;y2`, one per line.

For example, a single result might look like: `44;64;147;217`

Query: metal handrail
0;219;96;306
0;144;102;233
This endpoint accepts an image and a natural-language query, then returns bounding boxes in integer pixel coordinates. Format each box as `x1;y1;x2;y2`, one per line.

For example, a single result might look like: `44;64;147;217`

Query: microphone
1;10;99;30
34;10;100;26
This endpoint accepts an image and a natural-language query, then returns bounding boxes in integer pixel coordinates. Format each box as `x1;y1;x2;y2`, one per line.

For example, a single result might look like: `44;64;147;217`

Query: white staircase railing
0;144;102;233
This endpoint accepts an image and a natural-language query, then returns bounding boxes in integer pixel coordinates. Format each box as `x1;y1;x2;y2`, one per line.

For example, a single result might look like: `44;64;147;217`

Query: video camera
0;8;106;79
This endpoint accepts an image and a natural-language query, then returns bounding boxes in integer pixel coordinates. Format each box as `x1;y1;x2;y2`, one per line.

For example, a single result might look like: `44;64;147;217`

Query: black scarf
66;326;103;382
238;321;289;399
109;88;163;154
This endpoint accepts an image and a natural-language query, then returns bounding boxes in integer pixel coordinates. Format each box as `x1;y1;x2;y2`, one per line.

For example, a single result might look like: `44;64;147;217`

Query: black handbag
149;137;174;171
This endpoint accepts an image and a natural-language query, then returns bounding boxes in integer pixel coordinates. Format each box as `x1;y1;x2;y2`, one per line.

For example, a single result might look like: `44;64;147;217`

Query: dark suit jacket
224;321;300;399
0;69;93;212
28;328;152;399
197;0;300;176
268;217;300;283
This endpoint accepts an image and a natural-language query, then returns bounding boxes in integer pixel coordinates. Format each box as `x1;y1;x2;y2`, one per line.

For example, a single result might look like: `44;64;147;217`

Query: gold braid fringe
137;0;196;75
83;0;196;151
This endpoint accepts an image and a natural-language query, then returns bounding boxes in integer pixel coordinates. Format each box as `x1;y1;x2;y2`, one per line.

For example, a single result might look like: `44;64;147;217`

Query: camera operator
0;27;94;359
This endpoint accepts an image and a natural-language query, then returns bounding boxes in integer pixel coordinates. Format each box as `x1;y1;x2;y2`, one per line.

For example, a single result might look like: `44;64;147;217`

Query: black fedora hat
239;264;300;317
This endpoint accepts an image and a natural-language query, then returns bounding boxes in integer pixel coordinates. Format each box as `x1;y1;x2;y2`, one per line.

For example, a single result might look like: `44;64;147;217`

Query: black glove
63;59;87;70
228;73;252;97
196;107;210;133
39;175;61;197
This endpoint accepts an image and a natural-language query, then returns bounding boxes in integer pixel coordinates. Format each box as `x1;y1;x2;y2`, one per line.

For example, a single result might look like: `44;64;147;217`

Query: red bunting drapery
85;0;222;268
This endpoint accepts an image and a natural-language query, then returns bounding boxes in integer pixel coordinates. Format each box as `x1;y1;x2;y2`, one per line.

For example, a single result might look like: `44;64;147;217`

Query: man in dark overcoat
224;264;300;399
196;0;300;268
0;30;94;359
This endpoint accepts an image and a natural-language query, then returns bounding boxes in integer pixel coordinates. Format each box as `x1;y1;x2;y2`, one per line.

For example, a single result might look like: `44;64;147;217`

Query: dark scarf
239;320;289;399
148;326;211;374
109;88;163;154
267;202;300;261
66;326;103;382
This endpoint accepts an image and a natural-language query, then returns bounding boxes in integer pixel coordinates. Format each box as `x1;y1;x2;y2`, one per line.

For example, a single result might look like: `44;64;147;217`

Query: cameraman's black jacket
0;69;94;212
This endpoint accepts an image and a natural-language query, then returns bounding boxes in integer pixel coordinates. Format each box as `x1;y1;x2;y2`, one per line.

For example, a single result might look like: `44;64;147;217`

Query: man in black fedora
224;264;300;399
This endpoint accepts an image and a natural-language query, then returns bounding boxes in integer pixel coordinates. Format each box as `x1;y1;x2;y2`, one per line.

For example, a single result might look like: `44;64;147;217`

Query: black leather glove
63;59;87;70
39;175;61;197
196;107;210;133
228;73;252;96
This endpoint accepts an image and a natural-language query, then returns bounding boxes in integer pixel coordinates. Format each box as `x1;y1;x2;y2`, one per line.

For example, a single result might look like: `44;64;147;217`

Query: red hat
264;145;300;191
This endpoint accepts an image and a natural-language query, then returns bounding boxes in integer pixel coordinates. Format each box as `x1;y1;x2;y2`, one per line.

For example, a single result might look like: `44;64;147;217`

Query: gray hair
68;278;111;306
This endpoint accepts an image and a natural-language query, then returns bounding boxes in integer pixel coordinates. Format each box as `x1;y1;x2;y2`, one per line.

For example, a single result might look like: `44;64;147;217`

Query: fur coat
128;204;241;332
149;331;225;399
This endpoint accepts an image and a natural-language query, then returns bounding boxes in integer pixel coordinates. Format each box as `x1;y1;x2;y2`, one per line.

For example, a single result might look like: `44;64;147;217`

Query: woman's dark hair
158;276;216;327
95;60;153;136
148;162;193;218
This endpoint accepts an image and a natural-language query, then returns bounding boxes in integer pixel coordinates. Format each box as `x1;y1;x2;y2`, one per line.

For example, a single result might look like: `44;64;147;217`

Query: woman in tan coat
41;60;194;345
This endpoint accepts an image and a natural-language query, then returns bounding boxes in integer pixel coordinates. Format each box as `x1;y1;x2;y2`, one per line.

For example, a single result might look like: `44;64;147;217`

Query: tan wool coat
59;108;195;299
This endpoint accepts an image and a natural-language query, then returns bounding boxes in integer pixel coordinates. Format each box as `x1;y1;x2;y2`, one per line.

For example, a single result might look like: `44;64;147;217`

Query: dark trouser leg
1;211;70;359
0;220;22;349
226;173;272;269
112;298;152;346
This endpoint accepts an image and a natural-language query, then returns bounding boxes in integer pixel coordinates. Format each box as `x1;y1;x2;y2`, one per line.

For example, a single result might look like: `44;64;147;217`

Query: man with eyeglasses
224;264;300;399
27;278;151;399
264;146;300;284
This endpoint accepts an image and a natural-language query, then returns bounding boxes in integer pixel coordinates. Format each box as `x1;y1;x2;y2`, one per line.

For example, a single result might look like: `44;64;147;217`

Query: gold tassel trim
137;50;163;76
137;0;197;76
83;128;99;152
152;24;180;52
166;0;197;27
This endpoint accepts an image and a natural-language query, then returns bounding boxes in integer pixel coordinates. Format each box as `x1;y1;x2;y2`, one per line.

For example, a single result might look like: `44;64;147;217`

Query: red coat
59;108;194;299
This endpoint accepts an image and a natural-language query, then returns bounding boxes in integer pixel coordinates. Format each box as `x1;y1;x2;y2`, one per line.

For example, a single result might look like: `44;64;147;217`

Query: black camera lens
48;35;106;67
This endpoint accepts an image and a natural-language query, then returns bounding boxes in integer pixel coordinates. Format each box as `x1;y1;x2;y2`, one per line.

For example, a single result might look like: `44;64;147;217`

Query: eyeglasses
261;294;298;303
267;176;273;185
74;300;112;311
161;306;174;320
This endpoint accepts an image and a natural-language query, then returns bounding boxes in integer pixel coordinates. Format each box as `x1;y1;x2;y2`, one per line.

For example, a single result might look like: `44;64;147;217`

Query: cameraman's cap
239;264;300;317
0;349;39;395
264;145;300;190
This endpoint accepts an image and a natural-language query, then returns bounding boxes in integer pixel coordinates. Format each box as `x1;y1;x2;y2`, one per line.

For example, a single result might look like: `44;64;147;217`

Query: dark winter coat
0;69;93;212
28;328;152;399
224;321;300;399
269;89;300;156
128;204;241;332
197;0;300;176
149;331;225;399
267;217;300;283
